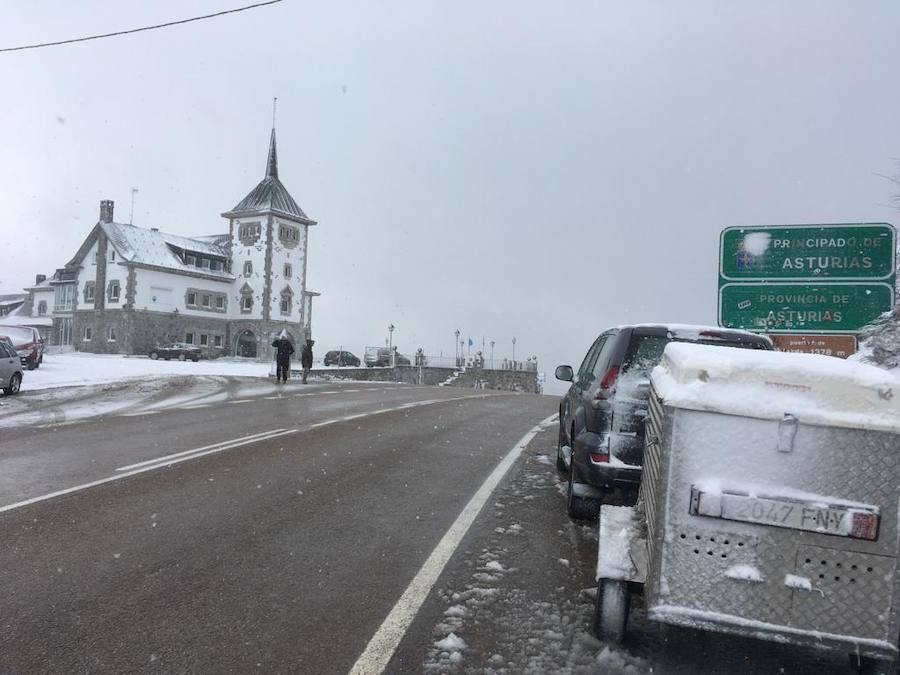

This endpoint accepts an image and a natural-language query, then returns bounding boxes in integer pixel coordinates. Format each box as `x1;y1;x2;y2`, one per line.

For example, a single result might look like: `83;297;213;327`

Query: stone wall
447;366;539;393
295;365;538;391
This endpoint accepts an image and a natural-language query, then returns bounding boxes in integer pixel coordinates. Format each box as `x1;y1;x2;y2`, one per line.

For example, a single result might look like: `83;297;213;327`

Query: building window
240;222;261;239
54;284;75;312
200;258;210;269
214;334;223;347
185;332;194;344
202;294;211;308
107;326;116;342
243;260;253;277
186;292;196;306
284;263;292;278
211;260;221;271
110;250;116;262
84;281;95;303
215;296;225;310
200;334;209;346
186;254;196;266
107;281;120;302
241;296;253;312
37;300;47;316
83;325;92;341
280;297;290;314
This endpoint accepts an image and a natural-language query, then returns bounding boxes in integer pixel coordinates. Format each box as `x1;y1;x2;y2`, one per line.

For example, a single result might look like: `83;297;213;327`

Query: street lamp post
512;337;517;369
490;340;495;369
454;329;460;366
388;324;395;366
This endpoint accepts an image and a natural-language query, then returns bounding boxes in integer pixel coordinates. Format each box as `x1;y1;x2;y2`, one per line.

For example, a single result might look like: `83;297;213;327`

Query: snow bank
19;352;273;391
652;342;900;432
434;633;467;652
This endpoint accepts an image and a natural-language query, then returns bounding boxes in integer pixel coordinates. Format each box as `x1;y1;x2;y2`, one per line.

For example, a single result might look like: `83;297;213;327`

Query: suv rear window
622;334;768;377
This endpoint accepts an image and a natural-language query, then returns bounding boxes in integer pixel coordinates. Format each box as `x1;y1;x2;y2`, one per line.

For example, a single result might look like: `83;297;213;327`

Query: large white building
24;129;319;359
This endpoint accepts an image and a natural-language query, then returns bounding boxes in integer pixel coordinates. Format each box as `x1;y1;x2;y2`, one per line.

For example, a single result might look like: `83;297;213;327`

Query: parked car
365;347;411;367
0;339;23;395
555;324;772;519
0;325;44;370
324;350;361;367
148;343;202;361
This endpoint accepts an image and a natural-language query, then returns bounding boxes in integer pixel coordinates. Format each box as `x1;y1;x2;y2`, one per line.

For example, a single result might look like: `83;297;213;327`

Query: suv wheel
178;353;186;361
556;419;568;472
3;373;21;395
567;463;600;520
149;351;159;360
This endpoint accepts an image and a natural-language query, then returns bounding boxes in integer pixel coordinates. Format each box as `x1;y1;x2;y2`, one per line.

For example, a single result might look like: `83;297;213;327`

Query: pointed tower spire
265;127;278;180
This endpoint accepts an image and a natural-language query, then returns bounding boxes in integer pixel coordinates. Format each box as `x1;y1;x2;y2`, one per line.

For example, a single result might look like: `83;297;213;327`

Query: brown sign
769;334;857;359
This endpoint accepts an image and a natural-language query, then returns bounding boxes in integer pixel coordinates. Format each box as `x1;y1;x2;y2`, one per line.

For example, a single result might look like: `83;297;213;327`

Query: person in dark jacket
272;330;295;383
300;338;314;384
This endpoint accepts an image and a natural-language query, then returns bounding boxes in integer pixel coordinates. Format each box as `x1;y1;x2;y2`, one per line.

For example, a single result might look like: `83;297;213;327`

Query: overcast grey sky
2;1;899;393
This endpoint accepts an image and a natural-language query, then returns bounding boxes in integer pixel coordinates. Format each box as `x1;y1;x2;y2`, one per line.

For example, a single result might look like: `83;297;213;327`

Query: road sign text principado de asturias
718;223;896;333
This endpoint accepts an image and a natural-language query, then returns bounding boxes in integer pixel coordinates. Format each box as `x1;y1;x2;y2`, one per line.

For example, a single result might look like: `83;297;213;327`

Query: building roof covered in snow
97;222;235;280
222;129;316;225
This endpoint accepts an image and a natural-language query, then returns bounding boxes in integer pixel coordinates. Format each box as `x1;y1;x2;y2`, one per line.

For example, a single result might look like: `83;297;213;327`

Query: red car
0;325;44;370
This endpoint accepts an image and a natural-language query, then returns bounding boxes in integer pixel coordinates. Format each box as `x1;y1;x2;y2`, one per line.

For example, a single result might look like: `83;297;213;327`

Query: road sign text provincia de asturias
718;224;896;333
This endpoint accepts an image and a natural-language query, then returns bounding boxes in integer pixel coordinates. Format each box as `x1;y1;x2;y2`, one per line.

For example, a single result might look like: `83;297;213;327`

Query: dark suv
555;324;772;519
324;350;360;367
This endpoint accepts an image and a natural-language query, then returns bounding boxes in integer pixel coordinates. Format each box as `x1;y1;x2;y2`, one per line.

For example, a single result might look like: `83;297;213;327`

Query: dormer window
186;254;196;266
243;261;253;277
84;281;95;303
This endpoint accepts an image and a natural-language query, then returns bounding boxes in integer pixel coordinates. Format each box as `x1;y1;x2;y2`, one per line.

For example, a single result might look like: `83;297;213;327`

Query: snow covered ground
17;353;272;391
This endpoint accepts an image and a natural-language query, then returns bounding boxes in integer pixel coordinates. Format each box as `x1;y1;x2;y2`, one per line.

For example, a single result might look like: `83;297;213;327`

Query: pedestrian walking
271;330;295;383
301;338;314;384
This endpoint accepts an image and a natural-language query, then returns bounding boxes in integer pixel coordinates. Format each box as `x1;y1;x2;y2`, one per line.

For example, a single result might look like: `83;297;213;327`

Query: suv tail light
599;366;619;390
590;452;609;463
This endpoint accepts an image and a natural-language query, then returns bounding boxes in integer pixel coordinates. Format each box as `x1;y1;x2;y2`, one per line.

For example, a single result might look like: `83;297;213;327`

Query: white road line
263;396;281;400
0;429;298;515
115;429;290;471
181;403;212;409
347;412;559;675
307;394;491;431
121;410;161;417
35;420;81;429
228;399;251;404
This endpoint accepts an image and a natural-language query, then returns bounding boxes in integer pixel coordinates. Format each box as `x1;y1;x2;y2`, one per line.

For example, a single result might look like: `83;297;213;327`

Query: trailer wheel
593;579;630;643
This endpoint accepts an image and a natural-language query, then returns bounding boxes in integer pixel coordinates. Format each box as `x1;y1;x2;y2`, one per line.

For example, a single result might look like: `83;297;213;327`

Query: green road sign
720;224;895;281
719;282;894;333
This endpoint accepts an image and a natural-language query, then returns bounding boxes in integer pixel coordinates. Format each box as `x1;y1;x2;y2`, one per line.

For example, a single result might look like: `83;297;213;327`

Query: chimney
35;274;46;285
99;200;114;224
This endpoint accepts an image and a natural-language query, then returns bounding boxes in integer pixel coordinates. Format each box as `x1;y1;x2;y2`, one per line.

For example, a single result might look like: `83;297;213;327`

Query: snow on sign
718;224;896;333
720;224;895;281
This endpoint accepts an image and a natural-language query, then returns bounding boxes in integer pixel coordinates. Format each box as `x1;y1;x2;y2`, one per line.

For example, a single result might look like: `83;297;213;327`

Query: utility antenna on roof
130;187;139;224
272;96;277;129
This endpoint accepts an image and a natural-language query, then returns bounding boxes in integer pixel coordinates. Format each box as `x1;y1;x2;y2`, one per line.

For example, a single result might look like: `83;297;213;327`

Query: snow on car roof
652;342;900;433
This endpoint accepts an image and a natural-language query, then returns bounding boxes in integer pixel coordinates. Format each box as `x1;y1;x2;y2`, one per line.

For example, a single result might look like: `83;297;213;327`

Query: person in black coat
301;338;314;384
272;330;295;383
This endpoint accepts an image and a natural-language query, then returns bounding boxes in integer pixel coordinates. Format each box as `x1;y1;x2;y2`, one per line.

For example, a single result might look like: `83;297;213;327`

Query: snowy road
0;380;870;673
0;381;554;673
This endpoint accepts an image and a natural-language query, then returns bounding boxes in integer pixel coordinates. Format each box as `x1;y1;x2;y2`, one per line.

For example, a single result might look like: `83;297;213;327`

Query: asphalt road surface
0;380;555;674
0;379;880;674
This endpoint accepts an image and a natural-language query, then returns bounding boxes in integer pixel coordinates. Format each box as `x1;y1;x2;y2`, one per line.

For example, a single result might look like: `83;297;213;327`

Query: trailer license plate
690;489;880;541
